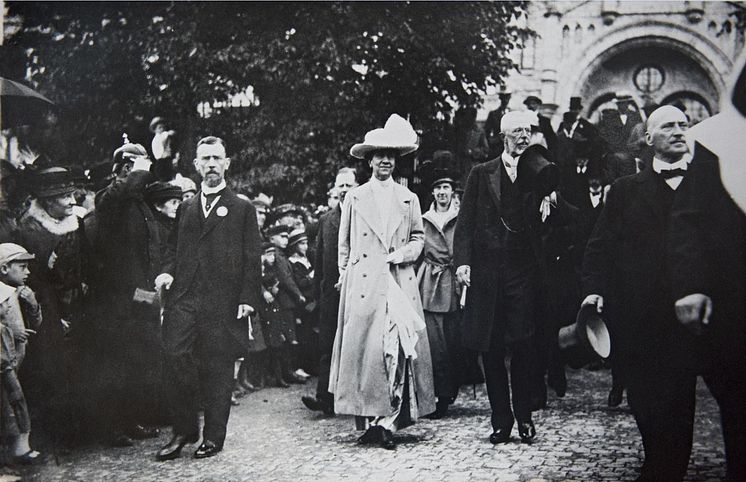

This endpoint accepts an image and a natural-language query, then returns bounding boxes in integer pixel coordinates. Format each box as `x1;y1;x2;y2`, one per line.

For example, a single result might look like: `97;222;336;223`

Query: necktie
203;190;223;211
658;168;687;180
504;161;517;182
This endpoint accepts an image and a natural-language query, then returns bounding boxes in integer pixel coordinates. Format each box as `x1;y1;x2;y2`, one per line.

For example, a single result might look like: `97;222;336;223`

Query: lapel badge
216;206;228;217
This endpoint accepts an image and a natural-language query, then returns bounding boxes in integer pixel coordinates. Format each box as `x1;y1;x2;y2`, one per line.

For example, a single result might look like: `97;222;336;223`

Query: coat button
362;273;367;277
363;253;367;258
363;232;368;236
389;247;394;253
361;294;365;298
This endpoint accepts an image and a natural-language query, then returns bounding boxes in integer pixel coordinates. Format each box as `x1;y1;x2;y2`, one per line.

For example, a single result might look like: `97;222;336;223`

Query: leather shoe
518;420;536;443
284;373;307;385
548;368;567;398
156;434;199;461
489;427;511;444
380;429;396;450
301;395;334;415
608;386;624;407
128;424;160;440
194;440;222;459
357;425;383;445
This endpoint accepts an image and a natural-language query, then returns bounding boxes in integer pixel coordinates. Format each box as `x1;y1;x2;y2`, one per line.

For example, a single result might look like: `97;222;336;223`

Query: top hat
32;167;78;199
350;114;418;159
558;303;611;369
614;91;634;103
569;97;583;111
145;181;183;204
517;145;560;196
431;150;455;169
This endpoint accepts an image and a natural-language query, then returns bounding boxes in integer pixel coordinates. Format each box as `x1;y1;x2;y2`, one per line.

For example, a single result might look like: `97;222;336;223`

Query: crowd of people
0;92;743;481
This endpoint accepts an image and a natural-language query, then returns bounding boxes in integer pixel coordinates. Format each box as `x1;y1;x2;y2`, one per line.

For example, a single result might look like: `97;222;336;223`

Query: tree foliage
2;1;528;202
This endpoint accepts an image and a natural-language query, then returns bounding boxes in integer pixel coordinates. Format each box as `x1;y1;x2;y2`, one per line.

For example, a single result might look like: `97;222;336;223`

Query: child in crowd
0;243;43;464
258;242;291;387
287;229;316;378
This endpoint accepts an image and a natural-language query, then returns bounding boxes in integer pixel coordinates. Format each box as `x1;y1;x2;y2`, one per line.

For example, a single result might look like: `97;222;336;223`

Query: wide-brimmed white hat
350;114;418;159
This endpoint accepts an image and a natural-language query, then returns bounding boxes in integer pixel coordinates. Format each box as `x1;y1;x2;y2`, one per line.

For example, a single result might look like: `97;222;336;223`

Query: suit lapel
200;189;236;240
637;168;666;224
485;159;502;212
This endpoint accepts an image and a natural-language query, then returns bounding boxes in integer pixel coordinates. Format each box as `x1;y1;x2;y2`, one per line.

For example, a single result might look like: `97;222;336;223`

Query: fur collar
25;199;79;236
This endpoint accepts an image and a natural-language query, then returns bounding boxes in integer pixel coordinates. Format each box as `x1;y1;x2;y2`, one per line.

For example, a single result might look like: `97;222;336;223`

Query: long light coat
417;205;459;314
329;181;435;417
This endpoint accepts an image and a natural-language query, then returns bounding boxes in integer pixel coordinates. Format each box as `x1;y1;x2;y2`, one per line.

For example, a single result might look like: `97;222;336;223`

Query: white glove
456;265;471;287
539;191;558;223
385;250;405;265
132;156;153;172
674;293;712;335
582;294;604;313
155;273;174;291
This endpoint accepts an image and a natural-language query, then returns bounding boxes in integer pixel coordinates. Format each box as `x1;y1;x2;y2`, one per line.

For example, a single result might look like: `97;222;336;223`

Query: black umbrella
0;77;55;129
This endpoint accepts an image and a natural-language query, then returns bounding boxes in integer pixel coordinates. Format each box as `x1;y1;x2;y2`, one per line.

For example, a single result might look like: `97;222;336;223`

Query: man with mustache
454;111;564;444
154;136;262;461
581;106;719;480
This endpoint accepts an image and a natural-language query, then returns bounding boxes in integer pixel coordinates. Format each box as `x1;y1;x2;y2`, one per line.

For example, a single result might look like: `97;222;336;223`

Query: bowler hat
32;167;77;199
261;241;276;253
558;304;611;369
145;182;183;204
517;145;560;196
523;95;542;106
350;114;418;159
569;97;583;111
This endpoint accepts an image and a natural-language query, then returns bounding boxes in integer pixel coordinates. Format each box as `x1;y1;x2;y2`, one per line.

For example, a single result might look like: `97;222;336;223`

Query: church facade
481;1;745;125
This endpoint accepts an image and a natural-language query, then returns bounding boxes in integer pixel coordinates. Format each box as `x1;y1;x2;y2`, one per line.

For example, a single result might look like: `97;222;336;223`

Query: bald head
645;106;689;162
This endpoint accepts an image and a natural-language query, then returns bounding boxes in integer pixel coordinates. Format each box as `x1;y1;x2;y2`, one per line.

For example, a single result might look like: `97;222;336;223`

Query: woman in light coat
329;114;435;450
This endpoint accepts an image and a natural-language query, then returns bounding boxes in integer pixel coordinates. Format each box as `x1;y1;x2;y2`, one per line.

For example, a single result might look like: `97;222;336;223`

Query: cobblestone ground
2;367;725;481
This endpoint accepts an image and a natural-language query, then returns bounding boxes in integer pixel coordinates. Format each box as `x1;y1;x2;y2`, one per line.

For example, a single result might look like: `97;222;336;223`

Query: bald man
454;111;574;444
581;106;729;480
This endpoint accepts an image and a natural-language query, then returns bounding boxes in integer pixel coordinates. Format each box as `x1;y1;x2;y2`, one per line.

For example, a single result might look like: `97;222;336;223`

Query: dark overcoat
314;205;341;347
162;188;262;356
452;159;575;352
581;167;695;372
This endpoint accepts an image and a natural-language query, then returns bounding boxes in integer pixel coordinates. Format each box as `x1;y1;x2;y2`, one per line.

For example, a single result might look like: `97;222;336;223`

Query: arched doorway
581;42;718;123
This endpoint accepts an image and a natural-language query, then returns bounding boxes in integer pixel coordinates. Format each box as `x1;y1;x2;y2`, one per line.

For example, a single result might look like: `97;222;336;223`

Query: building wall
480;1;744;125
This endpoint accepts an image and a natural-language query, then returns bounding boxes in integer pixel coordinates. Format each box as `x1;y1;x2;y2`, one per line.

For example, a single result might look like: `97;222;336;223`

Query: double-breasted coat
417;207;459;314
328;181;435;417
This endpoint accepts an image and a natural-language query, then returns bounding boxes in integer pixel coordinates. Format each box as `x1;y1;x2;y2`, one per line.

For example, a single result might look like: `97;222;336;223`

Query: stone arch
558;21;732;112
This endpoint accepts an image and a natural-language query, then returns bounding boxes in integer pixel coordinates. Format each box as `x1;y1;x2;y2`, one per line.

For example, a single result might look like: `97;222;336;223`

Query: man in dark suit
582;106;733;480
524;95;557;156
453;111;573;445
667;142;746;481
301;167;357;415
596;92;643;157
154;136;262;461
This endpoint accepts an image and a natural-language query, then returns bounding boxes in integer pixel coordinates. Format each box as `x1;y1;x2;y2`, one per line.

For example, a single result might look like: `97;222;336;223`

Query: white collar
201;180;227;195
501;152;518;168
371;176;395;189
652;154;691;173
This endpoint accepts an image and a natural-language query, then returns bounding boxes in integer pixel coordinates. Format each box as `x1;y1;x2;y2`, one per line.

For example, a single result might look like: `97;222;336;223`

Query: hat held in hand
350;114;418;159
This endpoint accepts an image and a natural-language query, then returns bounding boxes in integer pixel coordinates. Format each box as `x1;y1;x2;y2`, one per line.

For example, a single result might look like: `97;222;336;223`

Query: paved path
3;368;726;481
